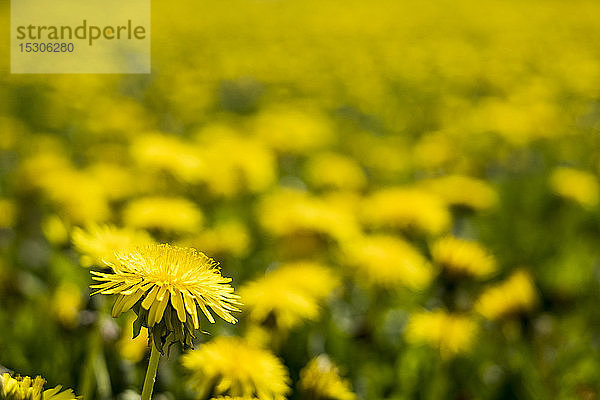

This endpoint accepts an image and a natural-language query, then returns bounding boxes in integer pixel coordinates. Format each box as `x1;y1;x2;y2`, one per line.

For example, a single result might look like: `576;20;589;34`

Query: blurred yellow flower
362;187;451;235
72;223;154;267
85;163;138;201
117;313;150;363
178;220;251;258
549;167;599;208
405;310;479;359
299;355;356;400
130;132;205;183
0;373;78;400
252;107;334;154
419;175;498;210
51;282;83;328
304;152;366;191
0;198;16;229
123;196;203;234
181;336;290;400
241;261;339;330
341;235;433;290
91;244;240;352
41;215;70;246
431;236;497;279
475;270;537;320
257;189;360;242
194;132;277;197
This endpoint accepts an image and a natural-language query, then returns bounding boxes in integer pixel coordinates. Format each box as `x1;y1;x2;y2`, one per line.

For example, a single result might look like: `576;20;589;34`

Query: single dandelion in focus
90;243;240;400
181;336;290;400
299;355;356;400
0;373;79;400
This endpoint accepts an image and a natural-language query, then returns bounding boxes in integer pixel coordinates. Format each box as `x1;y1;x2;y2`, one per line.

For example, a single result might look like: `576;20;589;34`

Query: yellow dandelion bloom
431;236;497;279
72;223;154;267
90;244;240;353
361;187;451;235
252;107;334;154
0;373;78;400
41;215;70;246
194;133;277;197
130;132;205;183
257;189;361;243
304;152;367;191
299;355;356;400
549;167;599;208
51;282;83;328
341;235;433;290
123;196;203;234
181;336;290;400
0;198;16;229
419;175;498;210
210;397;258;400
178;220;251;258
475;270;537;320
241;261;339;330
117;313;150;363
405;310;478;359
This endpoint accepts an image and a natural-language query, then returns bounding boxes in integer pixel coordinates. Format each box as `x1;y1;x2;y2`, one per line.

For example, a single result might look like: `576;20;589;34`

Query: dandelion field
1;0;600;399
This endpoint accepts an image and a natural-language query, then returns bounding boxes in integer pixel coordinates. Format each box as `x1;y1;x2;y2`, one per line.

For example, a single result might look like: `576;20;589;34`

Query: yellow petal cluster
549;167;599;208
90;244;240;350
475;270;537;320
431;236;496;278
241;261;339;330
0;373;78;400
405;310;479;359
181;336;290;400
342;235;433;290
299;355;356;400
361;187;451;235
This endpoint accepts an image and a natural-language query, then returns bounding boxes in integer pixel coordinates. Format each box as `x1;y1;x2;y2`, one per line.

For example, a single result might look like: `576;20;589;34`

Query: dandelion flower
431;236;497;279
419;174;498;210
90;244;240;353
341;235;434;290
475;270;537;320
299;355;356;400
72;223;154;267
0;373;78;400
181;336;290;400
550;167;599;208
51;282;83;328
123;196;203;234
252;107;334;154
304;152;366;191
241;261;339;330
257;189;360;243
361;187;451;235
405;310;478;359
0;198;16;229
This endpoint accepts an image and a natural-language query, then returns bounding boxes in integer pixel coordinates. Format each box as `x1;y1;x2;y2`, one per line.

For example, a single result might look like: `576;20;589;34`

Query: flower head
0;373;78;400
299;355;356;400
475;270;537;320
431;236;496;279
181;336;290;400
240;261;339;331
90;244;240;353
405;310;479;359
341;235;434;290
72;223;154;267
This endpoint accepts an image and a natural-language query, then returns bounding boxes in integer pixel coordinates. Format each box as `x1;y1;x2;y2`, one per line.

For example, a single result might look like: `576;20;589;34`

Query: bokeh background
1;0;600;399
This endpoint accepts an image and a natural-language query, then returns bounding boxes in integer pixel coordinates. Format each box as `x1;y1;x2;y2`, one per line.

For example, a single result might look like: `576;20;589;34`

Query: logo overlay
11;0;150;73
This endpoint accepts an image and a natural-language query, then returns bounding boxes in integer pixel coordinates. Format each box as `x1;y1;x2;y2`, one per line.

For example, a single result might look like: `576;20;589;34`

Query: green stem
141;341;161;400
